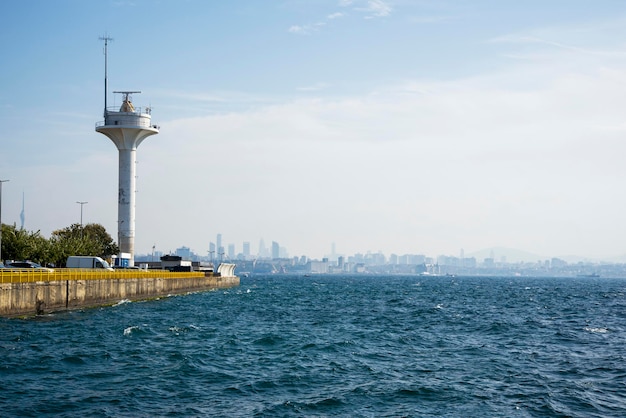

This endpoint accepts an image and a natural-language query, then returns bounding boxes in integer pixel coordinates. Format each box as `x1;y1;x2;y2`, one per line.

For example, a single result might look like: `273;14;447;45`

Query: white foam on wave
123;325;139;336
168;324;200;335
169;326;182;334
115;299;131;306
584;327;609;333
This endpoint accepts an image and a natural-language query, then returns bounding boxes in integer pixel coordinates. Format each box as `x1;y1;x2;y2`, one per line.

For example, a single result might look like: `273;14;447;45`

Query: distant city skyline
3;1;626;261
141;234;622;266
138;239;626;278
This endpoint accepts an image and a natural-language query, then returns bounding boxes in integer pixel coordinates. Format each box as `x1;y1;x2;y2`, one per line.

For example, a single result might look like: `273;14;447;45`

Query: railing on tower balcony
95;106;159;130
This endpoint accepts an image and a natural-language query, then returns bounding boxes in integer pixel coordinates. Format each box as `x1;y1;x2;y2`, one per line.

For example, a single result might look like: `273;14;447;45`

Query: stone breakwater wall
0;275;240;317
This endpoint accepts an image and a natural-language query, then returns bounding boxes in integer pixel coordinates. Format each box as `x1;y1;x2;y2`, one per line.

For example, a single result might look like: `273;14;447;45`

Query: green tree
1;222;118;267
49;223;119;266
82;223;119;256
1;223;50;264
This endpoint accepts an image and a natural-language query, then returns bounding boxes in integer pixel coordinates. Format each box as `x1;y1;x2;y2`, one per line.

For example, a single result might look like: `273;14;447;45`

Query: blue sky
2;0;626;261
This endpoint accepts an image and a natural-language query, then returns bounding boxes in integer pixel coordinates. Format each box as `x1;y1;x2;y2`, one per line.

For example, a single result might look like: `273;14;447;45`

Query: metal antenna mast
99;35;113;117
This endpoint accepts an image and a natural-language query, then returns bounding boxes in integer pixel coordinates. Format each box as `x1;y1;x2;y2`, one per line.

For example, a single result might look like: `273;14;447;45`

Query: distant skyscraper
243;242;250;260
258;238;267;258
216;233;223;255
175;246;191;259
271;241;280;259
228;243;235;260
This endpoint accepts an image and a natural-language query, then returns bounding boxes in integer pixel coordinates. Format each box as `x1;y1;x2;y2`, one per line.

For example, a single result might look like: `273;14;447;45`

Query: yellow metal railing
0;269;206;284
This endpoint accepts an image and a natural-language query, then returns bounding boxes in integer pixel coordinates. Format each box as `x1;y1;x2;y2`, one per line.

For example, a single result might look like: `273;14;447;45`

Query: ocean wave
2;275;626;417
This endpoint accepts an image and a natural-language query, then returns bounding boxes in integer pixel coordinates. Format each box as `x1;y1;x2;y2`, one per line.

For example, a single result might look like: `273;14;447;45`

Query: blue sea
1;275;625;417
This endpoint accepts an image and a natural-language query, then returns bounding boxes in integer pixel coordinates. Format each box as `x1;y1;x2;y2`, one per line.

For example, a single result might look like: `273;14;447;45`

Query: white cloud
288;25;308;34
357;0;392;18
288;22;326;35
491;35;591;54
290;0;390;36
488;19;626;59
128;51;626;258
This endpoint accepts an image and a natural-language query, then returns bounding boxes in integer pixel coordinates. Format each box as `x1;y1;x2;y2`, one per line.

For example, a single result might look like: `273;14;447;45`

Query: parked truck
66;256;114;271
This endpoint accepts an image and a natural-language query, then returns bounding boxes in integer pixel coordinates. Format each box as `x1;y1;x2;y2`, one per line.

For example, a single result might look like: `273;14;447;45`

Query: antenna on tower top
99;34;114;117
113;91;142;102
113;91;141;112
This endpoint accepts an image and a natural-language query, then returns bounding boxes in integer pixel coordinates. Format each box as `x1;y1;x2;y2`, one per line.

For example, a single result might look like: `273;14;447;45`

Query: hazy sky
2;0;626;260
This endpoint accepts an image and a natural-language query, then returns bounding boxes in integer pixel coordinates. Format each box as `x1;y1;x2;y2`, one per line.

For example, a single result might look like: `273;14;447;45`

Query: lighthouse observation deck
95;107;159;130
95;92;159;131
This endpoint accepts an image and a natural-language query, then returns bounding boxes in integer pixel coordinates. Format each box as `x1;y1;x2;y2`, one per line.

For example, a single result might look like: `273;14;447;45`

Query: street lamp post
0;179;9;262
76;201;88;239
76;201;88;227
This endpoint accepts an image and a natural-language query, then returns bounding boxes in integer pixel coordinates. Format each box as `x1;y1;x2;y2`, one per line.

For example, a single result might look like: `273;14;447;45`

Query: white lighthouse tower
95;37;159;267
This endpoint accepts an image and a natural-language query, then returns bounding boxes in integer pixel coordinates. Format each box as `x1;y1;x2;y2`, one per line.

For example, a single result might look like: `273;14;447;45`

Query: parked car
6;261;54;272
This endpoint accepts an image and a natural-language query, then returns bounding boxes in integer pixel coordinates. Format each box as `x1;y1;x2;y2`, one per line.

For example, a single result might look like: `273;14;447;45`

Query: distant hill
544;253;626;264
466;247;626;264
554;254;595;264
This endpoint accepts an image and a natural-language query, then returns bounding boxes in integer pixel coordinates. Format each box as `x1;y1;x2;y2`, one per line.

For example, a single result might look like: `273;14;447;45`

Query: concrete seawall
0;275;240;317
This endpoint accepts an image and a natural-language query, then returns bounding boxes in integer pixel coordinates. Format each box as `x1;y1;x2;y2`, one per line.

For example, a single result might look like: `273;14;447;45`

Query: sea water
1;275;625;417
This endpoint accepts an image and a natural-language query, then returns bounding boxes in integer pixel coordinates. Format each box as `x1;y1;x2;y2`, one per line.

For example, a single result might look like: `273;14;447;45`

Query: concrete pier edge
0;275;239;318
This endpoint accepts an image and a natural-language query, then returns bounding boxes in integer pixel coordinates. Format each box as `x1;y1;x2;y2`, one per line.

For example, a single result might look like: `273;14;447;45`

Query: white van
66;256;114;271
